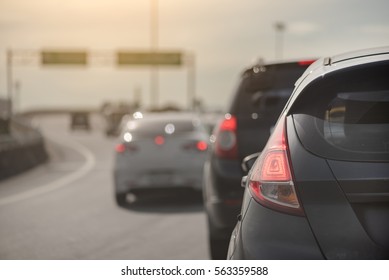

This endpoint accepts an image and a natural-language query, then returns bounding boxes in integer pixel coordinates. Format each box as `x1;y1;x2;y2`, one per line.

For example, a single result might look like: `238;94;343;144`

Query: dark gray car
229;46;389;259
203;59;315;259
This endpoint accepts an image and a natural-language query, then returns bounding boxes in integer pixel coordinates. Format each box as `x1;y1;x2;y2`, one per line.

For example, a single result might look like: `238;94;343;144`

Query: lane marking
0;137;96;207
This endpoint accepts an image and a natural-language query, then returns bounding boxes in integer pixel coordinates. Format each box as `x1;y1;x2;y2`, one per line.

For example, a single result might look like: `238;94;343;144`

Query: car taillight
115;143;137;153
298;59;316;66
196;141;208;151
154;135;165;145
248;114;304;216
115;143;126;153
214;114;238;159
182;140;208;151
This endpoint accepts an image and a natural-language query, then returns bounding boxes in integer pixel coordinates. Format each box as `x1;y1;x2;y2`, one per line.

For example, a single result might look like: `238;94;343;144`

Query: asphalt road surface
0;114;209;259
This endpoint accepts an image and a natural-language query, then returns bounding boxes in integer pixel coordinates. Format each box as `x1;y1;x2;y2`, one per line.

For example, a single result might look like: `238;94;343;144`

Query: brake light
182;140;208;151
154;135;165;145
115;143;138;153
115;143;126;153
298;59;316;66
214;114;238;159
196;141;208;151
248;114;304;216
220;114;237;130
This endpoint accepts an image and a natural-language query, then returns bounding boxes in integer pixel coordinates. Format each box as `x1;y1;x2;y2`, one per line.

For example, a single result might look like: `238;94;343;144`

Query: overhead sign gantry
6;49;195;112
117;51;182;66
39;50;183;66
41;50;88;65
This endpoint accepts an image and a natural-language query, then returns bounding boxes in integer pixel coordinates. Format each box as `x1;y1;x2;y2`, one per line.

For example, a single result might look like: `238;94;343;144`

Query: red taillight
196;141;208;151
248;115;304;216
214;114;238;159
154;135;165;145
182;140;208;151
261;150;291;181
220;114;237;130
298;59;316;66
115;143;137;153
115;143;126;153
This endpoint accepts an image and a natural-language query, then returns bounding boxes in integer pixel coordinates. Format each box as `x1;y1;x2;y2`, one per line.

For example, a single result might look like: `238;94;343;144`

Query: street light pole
274;22;286;60
186;53;196;111
14;80;20;114
150;0;159;109
6;49;13;116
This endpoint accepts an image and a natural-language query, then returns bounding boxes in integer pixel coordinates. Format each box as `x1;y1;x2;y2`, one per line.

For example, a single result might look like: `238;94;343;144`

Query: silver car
113;112;209;206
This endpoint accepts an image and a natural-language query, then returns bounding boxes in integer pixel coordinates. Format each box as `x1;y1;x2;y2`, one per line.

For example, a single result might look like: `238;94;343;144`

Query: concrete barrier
0;117;48;181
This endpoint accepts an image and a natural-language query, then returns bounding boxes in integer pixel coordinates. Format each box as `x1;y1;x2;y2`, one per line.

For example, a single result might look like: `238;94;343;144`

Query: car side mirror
241;152;260;174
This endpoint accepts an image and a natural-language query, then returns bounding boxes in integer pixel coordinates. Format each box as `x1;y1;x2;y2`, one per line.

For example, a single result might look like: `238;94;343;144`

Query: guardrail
0;117;48;180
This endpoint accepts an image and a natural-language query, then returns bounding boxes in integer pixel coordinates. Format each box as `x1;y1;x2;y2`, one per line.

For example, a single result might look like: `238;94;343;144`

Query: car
70;111;91;130
201;112;223;135
203;59;315;259
113;112;209;206
228;46;389;260
105;111;127;137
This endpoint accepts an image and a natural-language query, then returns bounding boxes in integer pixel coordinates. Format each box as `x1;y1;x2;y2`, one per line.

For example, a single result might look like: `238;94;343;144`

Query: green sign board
117;51;182;66
41;51;88;65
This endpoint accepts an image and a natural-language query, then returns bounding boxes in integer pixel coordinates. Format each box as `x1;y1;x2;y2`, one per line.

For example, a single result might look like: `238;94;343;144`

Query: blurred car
70;111;90;130
200;112;223;135
113;112;209;206
203;59;314;259
228;47;389;259
105;111;127;137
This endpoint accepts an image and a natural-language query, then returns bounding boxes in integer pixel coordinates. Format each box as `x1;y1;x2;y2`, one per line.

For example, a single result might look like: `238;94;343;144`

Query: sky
1;0;389;112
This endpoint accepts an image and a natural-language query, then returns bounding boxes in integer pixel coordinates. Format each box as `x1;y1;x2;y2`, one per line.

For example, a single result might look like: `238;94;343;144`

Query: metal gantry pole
274;22;285;60
186;53;196;111
150;0;159;109
6;49;13;116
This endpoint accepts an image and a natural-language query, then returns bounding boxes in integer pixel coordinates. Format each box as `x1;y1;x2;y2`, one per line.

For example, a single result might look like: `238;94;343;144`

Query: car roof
134;112;199;121
242;59;316;76
295;46;389;88
329;46;389;64
287;46;389;113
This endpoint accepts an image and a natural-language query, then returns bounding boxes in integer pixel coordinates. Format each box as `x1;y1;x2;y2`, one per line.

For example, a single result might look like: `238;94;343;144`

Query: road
0;114;208;259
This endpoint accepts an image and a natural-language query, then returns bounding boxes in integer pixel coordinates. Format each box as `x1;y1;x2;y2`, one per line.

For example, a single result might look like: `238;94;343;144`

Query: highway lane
0;114;208;259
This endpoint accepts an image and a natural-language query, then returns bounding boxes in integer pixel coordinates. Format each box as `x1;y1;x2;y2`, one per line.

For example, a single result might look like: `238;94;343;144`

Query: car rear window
291;61;389;162
125;118;202;137
230;63;309;117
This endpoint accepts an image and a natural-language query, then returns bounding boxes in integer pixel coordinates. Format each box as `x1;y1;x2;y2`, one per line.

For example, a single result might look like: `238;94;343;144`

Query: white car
113;112;209;206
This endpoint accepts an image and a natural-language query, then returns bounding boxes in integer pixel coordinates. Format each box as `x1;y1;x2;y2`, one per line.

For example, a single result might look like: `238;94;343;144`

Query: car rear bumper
114;168;203;193
229;197;324;260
